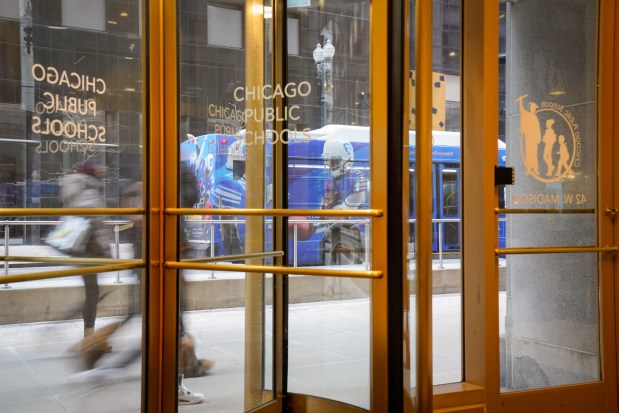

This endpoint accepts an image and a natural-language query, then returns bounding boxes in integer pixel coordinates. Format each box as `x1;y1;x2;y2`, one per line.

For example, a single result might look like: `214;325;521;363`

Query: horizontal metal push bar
0;261;144;284
0;256;144;265
166;261;383;279
166;207;383;218
495;208;595;215
0;208;145;216
495;246;618;255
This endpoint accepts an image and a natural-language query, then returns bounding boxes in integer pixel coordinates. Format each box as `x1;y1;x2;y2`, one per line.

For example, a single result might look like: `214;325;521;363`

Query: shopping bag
45;216;92;255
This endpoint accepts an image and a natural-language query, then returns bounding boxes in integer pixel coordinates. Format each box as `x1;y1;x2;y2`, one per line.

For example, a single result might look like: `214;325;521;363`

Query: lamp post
313;39;335;127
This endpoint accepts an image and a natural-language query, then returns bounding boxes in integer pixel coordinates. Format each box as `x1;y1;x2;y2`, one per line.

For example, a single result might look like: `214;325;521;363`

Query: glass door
0;1;146;412
0;0;421;411
164;0;408;412
495;0;618;410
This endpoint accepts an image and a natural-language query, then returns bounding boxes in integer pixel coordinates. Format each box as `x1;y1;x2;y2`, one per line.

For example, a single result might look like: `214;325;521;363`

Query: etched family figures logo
516;94;581;183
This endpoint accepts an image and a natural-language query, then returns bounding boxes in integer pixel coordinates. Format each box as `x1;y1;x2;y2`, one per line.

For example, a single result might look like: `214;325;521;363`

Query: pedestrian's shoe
79;324;119;368
81;324;117;352
178;374;204;405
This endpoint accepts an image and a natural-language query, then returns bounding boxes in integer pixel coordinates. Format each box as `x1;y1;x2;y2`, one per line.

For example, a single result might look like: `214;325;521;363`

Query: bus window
441;168;459;217
440;166;460;250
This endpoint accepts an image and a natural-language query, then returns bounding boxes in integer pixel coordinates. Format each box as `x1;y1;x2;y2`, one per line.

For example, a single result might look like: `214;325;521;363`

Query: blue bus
180;125;506;266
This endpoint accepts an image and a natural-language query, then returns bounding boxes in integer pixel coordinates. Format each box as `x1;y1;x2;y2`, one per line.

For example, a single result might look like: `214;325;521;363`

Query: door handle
495;246;618;255
605;207;618;218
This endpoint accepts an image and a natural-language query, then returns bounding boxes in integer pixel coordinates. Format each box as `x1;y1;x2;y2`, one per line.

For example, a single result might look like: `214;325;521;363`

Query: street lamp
313;39;335;127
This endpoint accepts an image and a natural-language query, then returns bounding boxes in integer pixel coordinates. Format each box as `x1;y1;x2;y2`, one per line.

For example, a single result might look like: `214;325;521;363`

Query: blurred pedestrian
68;179;143;382
61;158;113;362
177;161;213;404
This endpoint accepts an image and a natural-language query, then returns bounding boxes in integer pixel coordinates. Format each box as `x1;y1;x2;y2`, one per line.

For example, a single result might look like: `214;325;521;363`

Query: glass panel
500;0;599;391
0;0;144;411
178;0;275;410
285;1;371;409
409;0;463;388
178;270;275;410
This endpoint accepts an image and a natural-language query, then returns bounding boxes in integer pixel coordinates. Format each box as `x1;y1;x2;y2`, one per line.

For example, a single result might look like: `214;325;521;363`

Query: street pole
322;39;335;126
313;43;325;127
313;40;335;128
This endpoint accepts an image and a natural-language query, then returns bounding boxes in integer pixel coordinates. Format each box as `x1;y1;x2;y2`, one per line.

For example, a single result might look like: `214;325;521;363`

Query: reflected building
0;0;143;242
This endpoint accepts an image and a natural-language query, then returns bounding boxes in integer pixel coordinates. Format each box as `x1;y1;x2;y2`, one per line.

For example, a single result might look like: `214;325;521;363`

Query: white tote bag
45;216;92;255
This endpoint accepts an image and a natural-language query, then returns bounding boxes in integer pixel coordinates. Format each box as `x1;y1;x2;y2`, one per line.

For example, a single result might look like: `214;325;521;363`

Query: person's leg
176;269;204;404
105;273;143;370
82;274;99;336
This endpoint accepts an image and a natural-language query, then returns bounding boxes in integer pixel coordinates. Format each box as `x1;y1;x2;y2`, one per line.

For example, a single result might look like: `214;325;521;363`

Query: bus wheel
323;226;363;266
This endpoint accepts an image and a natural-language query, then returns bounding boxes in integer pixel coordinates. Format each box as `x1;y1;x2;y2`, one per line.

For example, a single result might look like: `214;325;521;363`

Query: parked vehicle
180;125;507;266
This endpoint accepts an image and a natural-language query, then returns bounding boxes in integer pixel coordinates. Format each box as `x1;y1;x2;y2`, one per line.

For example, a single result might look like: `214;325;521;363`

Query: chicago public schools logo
516;94;581;183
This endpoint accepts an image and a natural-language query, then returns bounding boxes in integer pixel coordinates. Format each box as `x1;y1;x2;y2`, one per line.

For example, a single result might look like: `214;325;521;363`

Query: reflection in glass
288;132;369;267
0;0;143;411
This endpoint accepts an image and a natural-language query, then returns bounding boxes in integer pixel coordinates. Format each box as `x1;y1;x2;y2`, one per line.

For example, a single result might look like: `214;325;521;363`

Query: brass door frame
414;0;435;411
453;1;619;412
148;0;171;410
614;0;619;403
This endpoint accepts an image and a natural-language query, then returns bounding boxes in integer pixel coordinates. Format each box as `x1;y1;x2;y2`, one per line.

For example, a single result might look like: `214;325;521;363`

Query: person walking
121;177;209;404
61;158;112;361
177;161;211;404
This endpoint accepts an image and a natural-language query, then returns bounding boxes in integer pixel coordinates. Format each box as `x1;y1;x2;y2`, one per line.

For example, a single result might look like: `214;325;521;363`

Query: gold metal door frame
414;0;435;411
458;1;619;412
148;0;171;410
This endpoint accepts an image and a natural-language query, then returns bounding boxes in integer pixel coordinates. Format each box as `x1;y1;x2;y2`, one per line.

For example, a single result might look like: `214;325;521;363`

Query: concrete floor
0;293;495;413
